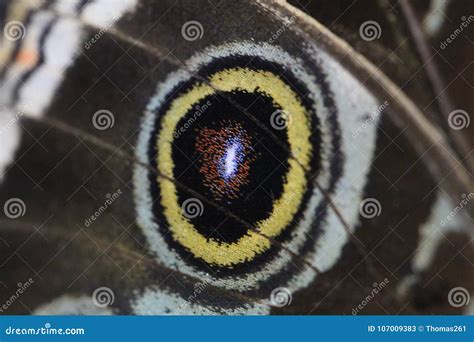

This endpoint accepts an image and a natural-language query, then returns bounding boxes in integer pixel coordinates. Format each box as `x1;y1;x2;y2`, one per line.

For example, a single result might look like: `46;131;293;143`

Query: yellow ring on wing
156;67;312;266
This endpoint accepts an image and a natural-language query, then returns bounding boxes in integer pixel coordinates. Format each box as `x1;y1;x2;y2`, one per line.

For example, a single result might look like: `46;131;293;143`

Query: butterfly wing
0;0;472;315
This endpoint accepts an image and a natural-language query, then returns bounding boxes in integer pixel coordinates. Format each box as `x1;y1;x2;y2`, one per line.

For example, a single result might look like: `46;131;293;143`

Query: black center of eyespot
172;91;290;243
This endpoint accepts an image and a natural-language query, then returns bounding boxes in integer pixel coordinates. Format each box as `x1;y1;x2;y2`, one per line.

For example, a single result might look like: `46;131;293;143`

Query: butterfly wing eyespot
154;66;313;267
133;39;386;297
133;41;363;295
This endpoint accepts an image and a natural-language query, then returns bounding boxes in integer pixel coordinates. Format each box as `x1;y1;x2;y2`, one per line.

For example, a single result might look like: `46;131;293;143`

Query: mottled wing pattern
0;0;472;315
